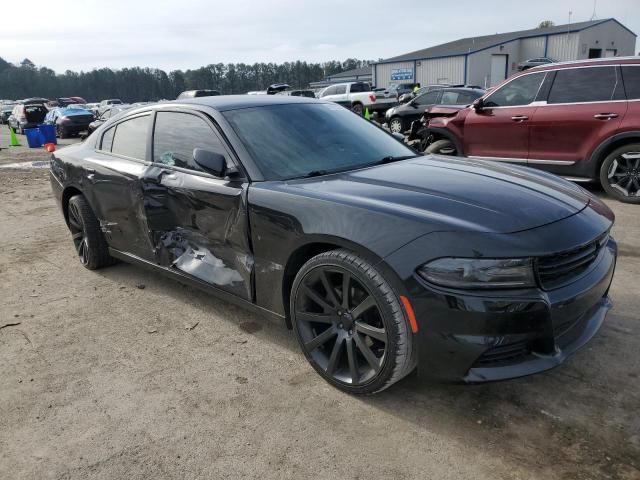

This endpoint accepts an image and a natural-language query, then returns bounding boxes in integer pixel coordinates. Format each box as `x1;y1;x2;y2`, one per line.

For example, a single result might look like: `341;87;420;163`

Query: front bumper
405;237;616;382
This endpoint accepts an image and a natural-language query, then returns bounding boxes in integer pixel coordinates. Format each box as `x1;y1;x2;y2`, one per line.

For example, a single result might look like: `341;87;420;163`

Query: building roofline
373;18;637;65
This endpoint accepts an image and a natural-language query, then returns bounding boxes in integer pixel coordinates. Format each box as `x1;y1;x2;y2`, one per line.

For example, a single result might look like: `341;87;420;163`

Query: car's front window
223;103;415;180
483;72;545;107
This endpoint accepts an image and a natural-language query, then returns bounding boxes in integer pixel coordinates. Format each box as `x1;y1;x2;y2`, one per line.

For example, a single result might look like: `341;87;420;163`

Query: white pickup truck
317;82;377;115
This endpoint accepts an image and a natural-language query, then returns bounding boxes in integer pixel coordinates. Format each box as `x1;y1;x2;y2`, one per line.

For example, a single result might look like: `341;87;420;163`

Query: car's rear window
548;66;618;104
622;65;640;100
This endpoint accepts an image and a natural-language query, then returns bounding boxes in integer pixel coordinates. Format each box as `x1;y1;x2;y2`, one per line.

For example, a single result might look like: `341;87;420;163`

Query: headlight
417;258;535;289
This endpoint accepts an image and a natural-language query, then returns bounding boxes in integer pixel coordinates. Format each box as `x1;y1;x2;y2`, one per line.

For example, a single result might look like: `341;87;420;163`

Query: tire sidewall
599;144;640;204
290;251;410;394
425;139;456;156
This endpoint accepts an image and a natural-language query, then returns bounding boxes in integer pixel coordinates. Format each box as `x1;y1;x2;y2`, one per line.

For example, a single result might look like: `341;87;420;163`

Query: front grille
474;339;530;367
536;233;609;290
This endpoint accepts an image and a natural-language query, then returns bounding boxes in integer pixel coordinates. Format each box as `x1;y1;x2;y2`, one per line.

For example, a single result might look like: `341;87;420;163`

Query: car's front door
528;66;627;164
140;109;253;300
405;90;441;124
463;71;547;160
329;84;349;107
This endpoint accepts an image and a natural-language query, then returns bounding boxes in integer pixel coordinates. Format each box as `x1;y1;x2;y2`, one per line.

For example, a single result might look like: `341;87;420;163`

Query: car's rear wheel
600;144;640;204
351;103;364;116
67;195;116;269
291;249;414;394
425;139;457;155
57;125;67;139
389;117;403;134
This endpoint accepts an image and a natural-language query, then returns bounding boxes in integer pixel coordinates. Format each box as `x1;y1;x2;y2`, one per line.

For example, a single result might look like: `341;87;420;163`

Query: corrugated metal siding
520;37;546;59
576;21;637;59
415;57;465;85
547;33;579;61
373;62;414;89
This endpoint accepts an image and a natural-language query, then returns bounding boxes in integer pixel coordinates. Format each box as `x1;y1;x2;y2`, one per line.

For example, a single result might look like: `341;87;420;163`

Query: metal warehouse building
372;18;637;89
309;66;373;89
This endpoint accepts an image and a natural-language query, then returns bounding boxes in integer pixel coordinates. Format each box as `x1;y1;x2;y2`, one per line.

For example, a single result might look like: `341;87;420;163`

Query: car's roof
529;56;640;72
173;94;320;111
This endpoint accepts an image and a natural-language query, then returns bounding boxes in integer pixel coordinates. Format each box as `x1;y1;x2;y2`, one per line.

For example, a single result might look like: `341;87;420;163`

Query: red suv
420;57;640;204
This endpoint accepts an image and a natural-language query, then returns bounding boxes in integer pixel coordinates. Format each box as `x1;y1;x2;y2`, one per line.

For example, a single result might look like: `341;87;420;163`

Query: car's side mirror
193;148;226;177
472;98;485;111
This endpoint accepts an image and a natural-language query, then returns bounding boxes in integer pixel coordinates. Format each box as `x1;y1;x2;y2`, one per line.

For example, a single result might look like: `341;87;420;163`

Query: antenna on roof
590;0;597;21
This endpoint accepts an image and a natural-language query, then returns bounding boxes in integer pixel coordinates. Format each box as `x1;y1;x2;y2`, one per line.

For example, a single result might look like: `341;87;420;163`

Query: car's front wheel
600;144;640;204
67;195;116;269
291;249;415;394
388;117;403;134
425;139;457;156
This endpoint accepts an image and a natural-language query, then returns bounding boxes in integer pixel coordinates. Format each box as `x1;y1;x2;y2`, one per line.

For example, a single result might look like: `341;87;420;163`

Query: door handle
85;168;96;174
511;115;529;121
594;113;619;120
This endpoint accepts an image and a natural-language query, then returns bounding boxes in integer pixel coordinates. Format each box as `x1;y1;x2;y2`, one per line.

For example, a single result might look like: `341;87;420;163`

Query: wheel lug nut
348;329;353;335
338;323;343;329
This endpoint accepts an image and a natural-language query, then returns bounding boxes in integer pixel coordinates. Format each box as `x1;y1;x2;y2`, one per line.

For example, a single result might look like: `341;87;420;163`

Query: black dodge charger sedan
49;95;617;394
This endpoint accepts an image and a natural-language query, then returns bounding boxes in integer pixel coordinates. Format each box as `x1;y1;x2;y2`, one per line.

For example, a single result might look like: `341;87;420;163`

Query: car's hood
285;155;591;234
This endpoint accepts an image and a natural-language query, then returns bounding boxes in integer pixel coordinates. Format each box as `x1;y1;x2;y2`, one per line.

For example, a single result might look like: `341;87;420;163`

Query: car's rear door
528;65;626;164
463;71;547;160
84;112;156;261
139;108;253;300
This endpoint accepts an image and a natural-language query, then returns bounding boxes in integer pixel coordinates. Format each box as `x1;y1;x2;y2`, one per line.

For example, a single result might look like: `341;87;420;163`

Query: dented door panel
140;166;252;301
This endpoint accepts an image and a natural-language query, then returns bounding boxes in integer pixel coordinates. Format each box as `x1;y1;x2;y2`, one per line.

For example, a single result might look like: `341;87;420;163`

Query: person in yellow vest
412;83;421;94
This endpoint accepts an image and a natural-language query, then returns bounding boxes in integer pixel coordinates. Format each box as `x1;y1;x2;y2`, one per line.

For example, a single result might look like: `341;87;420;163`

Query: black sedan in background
50;96;616;394
87;105;131;134
385;87;485;134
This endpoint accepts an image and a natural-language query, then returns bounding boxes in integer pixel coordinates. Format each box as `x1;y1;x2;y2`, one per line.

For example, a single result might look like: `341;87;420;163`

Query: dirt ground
0;129;639;480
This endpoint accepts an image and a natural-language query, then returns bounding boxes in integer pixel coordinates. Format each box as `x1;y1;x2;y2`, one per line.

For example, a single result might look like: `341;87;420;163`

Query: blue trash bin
24;128;44;148
38;124;57;145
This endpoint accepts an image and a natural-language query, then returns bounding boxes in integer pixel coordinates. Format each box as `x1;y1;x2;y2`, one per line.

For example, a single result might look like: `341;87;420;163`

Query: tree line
0;57;372;102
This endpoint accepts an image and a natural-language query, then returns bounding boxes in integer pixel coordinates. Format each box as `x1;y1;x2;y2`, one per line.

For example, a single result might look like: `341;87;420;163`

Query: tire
425;139;457;156
57;125;67;139
599;144;640;204
351;103;364;116
67;195;116;270
389;117;404;134
290;249;415;394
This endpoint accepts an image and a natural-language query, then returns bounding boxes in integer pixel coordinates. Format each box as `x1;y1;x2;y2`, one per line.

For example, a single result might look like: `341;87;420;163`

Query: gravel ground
0;129;639;480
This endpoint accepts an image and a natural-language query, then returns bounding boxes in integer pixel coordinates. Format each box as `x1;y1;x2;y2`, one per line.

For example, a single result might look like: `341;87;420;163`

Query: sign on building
390;68;414;81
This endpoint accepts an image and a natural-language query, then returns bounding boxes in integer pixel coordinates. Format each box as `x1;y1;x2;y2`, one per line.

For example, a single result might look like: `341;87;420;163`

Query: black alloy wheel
67;195;116;269
291;250;414;394
600;145;640;204
68;199;90;266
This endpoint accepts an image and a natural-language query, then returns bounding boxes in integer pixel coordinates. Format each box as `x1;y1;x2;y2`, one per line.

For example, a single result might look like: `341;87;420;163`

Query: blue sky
2;0;638;72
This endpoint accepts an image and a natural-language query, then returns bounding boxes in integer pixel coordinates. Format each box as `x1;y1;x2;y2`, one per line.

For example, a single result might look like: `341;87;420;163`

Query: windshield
223;103;415;180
